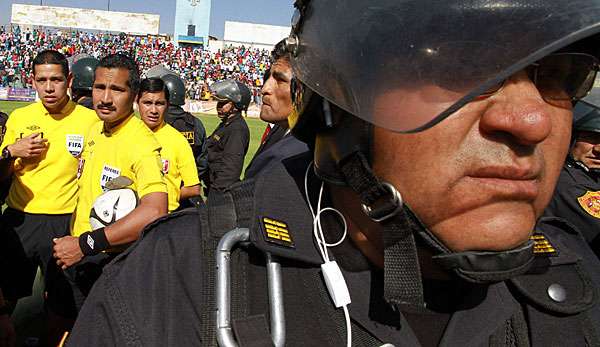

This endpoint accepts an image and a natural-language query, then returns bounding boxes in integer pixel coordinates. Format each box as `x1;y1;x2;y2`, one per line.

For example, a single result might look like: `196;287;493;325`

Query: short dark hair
271;39;290;63
32;50;69;77
138;78;170;102
96;53;141;95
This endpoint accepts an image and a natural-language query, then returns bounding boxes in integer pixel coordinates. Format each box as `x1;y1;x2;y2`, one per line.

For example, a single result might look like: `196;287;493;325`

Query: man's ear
67;72;73;88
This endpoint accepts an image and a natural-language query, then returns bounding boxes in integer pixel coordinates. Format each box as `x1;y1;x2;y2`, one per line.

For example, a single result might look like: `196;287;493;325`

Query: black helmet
162;74;186;106
209;79;251;112
290;0;600;135
71;57;99;91
574;89;600;133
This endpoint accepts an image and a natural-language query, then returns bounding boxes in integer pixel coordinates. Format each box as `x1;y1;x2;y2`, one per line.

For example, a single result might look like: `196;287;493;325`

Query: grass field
0;100;266;172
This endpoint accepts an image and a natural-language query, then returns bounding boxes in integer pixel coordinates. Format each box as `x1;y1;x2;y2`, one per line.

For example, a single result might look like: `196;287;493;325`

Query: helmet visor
291;0;600;133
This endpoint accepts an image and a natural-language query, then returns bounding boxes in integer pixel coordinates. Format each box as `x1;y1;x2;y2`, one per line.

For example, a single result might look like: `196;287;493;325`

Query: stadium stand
0;25;269;102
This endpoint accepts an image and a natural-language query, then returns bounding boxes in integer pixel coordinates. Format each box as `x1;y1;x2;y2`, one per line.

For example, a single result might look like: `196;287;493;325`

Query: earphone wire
304;161;352;347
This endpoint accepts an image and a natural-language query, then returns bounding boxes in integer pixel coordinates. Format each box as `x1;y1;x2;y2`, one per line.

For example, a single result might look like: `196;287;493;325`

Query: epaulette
509;217;595;315
247;152;322;265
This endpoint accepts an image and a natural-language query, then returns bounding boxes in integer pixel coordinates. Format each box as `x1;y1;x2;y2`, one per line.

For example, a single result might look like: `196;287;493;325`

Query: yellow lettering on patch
531;233;557;255
181;131;195;144
261;216;294;248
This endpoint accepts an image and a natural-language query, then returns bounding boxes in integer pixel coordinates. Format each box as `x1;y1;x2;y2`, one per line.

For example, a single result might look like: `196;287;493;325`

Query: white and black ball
89;188;138;230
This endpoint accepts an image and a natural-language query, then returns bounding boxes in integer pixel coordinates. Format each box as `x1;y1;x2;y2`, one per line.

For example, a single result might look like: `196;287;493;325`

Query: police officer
67;1;600;346
70;57;99;110
545;96;600;254
205;79;250;192
162;74;208;190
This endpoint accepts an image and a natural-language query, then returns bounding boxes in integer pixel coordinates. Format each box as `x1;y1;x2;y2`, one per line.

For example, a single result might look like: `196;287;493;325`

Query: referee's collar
38;99;76;117
152;121;167;133
102;113;134;137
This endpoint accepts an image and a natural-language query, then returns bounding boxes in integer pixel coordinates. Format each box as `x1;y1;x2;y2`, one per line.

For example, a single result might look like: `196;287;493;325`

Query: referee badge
161;159;170;174
66;134;84;157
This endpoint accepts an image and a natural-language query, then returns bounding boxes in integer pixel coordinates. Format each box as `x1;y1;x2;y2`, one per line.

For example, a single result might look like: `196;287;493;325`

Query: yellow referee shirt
71;114;167;236
0;100;99;214
153;122;200;212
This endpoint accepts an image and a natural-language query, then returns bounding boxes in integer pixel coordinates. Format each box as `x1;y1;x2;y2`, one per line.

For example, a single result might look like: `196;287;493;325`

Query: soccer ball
89;188;138;230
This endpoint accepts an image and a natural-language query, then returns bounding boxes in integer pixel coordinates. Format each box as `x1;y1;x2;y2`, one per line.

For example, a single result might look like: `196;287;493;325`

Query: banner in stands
11;4;160;35
0;87;36;102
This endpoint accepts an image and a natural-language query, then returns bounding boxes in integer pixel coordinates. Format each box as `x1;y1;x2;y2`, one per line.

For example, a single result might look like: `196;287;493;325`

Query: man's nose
479;71;553;146
45;80;54;92
261;78;273;96
100;89;112;104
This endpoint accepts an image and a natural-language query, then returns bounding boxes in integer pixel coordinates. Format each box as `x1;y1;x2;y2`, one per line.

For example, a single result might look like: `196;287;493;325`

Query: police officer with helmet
162;73;209;194
545;93;600;255
67;1;600;346
71;57;99;110
205;79;251;193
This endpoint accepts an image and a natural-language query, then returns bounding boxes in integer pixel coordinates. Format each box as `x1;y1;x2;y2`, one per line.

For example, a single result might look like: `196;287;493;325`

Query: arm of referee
53;192;167;269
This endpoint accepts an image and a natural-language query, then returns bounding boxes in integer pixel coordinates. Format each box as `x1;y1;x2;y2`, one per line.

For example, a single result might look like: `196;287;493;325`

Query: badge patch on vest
161;159;170;174
530;233;557;256
577;190;600;218
100;164;121;191
66;134;84;157
260;217;294;248
77;158;85;179
181;131;195;144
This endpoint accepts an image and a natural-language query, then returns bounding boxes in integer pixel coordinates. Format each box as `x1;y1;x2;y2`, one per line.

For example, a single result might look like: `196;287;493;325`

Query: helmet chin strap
337;151;535;310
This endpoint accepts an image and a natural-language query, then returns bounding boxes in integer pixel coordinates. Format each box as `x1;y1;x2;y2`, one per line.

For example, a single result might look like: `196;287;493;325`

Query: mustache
96;103;116;111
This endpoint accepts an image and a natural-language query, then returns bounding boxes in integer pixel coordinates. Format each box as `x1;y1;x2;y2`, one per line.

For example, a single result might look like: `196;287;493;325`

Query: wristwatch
1;146;11;160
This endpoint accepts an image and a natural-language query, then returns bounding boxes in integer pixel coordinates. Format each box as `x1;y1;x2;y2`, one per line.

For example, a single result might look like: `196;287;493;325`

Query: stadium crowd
0;25;269;102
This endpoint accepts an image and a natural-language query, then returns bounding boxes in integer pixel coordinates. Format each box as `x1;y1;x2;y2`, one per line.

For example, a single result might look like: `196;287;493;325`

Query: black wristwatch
1;146;11;160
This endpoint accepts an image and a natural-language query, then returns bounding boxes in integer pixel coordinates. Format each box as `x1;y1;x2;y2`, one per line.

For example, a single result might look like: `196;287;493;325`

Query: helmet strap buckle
361;182;403;223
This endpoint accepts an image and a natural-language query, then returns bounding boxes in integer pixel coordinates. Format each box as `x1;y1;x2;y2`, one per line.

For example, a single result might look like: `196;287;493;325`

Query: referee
0;50;99;345
52;54;167;307
138;78;201;212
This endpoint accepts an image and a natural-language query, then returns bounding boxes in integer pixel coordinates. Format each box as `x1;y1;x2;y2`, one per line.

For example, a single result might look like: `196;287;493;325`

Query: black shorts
0;208;77;318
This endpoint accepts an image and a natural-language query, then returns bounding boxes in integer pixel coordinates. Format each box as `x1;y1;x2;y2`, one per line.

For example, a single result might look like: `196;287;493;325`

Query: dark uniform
165;104;208;182
244;124;308;178
65;154;600;346
544;98;600;255
544;158;600;251
206;113;249;191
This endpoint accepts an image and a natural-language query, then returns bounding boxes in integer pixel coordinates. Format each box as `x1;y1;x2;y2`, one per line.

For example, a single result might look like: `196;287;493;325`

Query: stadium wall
11;4;159;35
223;21;290;47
